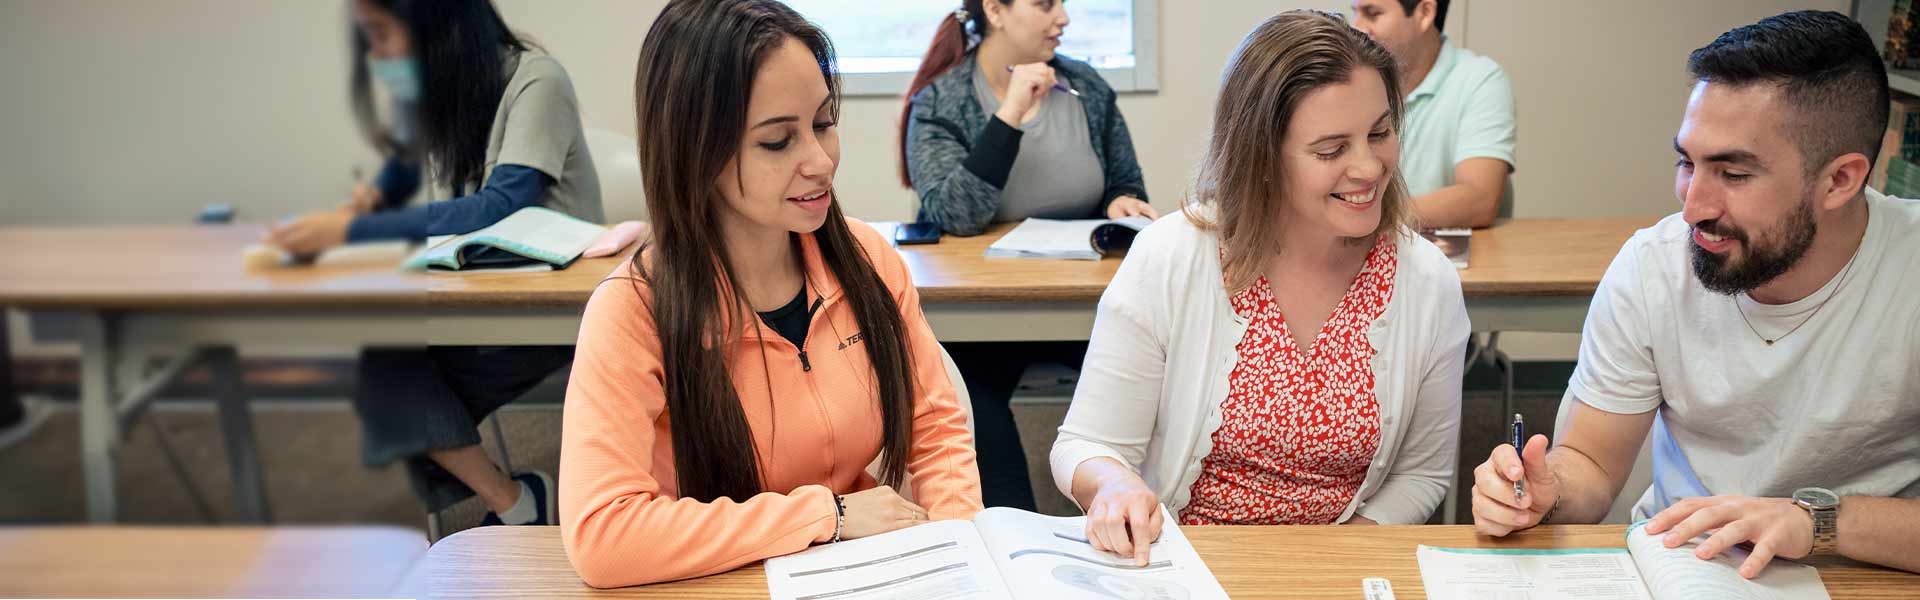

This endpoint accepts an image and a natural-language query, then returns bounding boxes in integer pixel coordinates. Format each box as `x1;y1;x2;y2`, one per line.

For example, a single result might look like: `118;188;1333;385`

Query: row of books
1876;3;1920;197
1872;96;1920;198
1889;0;1919;69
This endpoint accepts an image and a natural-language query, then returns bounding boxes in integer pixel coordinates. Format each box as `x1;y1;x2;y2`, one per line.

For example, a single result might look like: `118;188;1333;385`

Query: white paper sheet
1418;545;1653;600
972;507;1230;600
1417;524;1831;600
766;520;1012;600
1624;523;1829;600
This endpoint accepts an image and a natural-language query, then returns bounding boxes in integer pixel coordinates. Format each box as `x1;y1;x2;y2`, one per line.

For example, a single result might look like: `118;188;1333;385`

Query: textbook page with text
766;506;1228;600
1417;522;1828;600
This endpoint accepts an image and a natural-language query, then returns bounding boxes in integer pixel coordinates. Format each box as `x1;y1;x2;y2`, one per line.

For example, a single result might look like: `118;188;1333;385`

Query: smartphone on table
895;222;942;245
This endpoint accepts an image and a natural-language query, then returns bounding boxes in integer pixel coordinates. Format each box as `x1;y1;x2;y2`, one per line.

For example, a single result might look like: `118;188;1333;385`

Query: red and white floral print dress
1179;237;1397;525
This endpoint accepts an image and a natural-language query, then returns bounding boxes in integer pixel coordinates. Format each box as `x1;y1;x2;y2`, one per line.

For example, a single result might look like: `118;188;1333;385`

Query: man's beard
1690;194;1817;296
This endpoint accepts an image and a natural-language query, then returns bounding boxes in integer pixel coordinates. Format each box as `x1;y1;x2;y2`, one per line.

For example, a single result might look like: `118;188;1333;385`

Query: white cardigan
1049;212;1470;525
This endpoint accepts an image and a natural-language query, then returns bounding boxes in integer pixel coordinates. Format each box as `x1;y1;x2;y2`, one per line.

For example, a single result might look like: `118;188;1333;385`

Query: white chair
870;344;976;504
582;128;646;224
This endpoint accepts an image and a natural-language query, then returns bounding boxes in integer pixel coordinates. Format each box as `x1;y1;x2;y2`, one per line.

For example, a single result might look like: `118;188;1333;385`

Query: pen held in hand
1510;413;1526;501
1005;64;1080;97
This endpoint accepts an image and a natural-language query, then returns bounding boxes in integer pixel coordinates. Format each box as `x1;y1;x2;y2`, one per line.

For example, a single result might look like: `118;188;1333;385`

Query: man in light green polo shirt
1355;0;1516;228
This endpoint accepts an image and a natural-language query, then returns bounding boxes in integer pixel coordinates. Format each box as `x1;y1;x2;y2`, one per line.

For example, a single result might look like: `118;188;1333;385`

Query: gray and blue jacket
904;55;1148;236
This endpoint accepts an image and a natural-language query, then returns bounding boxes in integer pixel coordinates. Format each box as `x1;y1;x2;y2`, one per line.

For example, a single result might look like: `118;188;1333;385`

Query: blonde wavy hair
1183;9;1413;294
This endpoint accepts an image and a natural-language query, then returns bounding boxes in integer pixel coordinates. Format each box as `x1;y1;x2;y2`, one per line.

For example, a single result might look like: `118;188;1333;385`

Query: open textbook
402;206;606;272
1417;522;1829;600
984;216;1152;260
766;506;1228;600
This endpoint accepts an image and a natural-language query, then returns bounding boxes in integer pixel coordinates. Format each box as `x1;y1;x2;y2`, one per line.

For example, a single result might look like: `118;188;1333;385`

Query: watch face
1794;487;1839;508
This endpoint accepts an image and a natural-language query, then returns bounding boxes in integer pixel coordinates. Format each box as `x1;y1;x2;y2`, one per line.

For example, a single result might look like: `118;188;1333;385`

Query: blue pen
1510;413;1526;500
1005;65;1080;97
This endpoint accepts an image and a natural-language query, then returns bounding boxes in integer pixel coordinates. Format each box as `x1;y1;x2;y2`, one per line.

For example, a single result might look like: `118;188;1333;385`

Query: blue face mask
367;56;421;103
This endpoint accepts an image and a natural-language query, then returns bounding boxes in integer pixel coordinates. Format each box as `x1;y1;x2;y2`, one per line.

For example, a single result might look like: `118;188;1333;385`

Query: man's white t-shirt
1567;188;1920;519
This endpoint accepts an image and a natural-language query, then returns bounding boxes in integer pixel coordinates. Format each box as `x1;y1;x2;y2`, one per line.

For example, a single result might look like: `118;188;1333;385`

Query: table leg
76;313;119;522
0;313;20;427
206;346;270;523
1499;355;1516;428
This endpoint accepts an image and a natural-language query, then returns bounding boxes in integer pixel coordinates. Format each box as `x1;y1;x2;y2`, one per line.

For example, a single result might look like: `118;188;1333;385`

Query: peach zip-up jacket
559;218;983;588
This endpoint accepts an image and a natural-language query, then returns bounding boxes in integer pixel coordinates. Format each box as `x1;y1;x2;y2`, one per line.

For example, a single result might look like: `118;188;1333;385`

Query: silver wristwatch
1791;487;1840;555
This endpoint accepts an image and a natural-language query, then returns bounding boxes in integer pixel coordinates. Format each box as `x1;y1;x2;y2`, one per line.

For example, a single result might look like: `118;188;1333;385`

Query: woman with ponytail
560;0;982;588
899;0;1150;512
900;0;1151;236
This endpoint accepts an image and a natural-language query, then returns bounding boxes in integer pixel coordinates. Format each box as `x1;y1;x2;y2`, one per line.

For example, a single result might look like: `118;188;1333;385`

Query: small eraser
1362;577;1396;600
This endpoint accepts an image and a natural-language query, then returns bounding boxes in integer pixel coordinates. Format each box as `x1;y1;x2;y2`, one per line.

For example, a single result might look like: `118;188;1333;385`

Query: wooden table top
0;525;427;598
0;225;427;310
899;217;1659;302
1457;217;1655;296
423;524;1915;599
425;252;632;308
894;223;1123;304
0;218;1658;309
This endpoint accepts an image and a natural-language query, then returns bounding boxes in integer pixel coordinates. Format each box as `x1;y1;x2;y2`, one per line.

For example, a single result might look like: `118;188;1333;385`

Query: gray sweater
905;55;1148;236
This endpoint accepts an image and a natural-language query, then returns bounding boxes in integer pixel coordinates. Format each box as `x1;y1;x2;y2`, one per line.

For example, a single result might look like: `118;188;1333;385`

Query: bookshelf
1857;0;1920;96
1856;0;1920;195
1892;69;1920;97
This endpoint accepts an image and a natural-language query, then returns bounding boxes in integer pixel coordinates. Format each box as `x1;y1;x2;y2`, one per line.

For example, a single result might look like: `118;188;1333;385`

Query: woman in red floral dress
1050;10;1471;565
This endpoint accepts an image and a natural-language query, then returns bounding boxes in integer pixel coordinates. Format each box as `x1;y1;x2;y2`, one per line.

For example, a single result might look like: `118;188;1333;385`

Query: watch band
1809;505;1838;554
1794;487;1840;555
831;494;846;543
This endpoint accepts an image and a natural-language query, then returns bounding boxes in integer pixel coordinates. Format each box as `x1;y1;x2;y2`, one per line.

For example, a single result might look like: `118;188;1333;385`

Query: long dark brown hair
1185;10;1411;294
632;0;917;503
896;0;1011;188
349;0;532;192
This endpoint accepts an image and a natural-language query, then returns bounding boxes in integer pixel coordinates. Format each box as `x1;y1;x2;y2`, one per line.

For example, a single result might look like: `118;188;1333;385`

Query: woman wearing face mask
898;0;1152;511
273;0;603;527
1050;10;1469;566
343;58;423;218
559;0;981;588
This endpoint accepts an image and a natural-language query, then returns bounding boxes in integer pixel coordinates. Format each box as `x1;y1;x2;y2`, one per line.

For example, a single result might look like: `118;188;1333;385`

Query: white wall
0;0;1852;358
495;0;1362;223
4;0;1850;226
0;1;365;226
1474;0;1849;219
1468;0;1848;359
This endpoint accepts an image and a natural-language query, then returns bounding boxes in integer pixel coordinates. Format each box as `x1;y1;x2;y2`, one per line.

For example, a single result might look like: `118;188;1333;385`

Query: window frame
831;0;1160;97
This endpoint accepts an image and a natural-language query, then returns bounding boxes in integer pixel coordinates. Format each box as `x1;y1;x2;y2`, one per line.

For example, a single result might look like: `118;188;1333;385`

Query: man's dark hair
1688;10;1890;173
1396;0;1449;33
